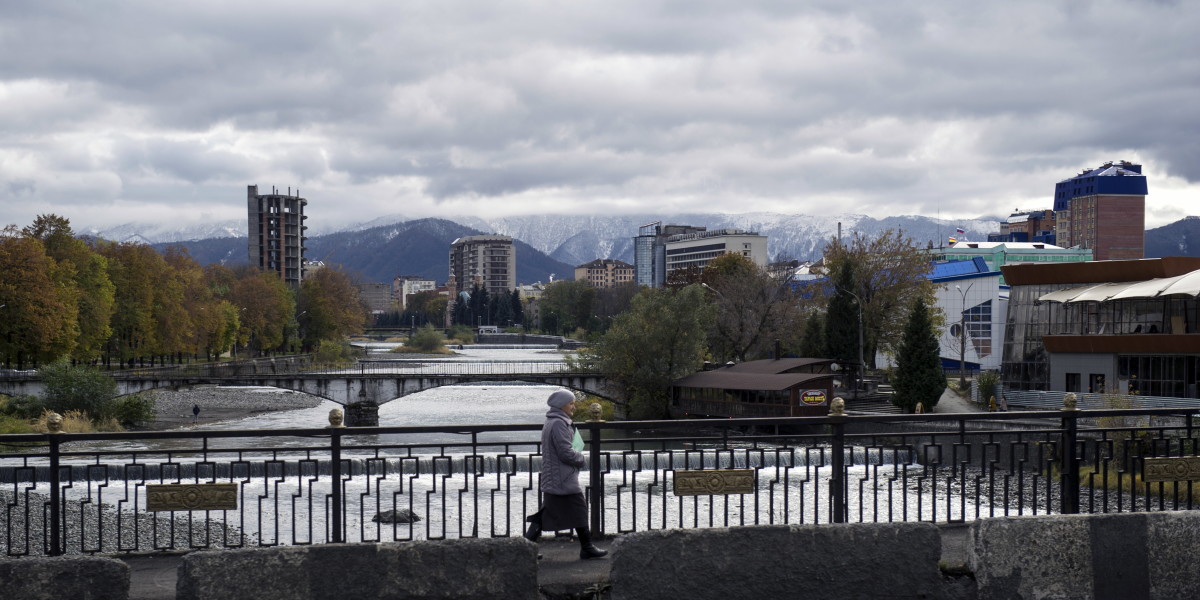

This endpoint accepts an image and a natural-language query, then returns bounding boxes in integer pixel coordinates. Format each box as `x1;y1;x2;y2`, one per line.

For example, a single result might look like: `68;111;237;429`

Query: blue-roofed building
1052;160;1147;261
930;258;1006;374
926;241;1092;286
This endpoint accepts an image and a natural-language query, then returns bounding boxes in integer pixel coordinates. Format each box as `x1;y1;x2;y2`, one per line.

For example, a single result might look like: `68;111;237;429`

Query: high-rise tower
1052;161;1146;261
247;184;308;286
448;235;516;296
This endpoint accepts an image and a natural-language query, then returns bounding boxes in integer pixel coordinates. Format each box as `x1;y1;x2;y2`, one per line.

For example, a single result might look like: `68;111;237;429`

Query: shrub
313;340;356;368
0;414;36;435
0;394;46;419
448;325;475;345
404;325;448;353
107;393;156;428
40;360;118;421
977;370;1001;405
35;410;119;433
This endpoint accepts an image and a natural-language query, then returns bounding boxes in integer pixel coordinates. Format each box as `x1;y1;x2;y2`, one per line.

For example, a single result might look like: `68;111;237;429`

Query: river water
3;346;1023;551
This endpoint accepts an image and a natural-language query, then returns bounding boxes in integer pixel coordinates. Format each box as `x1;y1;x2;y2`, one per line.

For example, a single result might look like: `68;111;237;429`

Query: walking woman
524;389;607;559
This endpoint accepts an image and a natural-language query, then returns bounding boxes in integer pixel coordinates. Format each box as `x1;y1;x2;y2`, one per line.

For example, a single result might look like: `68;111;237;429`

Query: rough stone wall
970;512;1200;600
0;555;130;600
176;538;538;600
608;523;947;600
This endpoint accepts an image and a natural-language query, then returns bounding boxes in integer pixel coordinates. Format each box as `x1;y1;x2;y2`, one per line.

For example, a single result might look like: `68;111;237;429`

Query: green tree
230;270;295;356
799;313;826;358
23;215;115;362
539;280;596;336
297;268;367;349
577;285;716;418
824;260;860;366
99;242;163;366
0;228;78;368
892;297;945;412
819;230;935;367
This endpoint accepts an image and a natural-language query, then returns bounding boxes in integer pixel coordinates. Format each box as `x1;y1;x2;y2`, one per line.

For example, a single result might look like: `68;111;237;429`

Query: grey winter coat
540;409;586;495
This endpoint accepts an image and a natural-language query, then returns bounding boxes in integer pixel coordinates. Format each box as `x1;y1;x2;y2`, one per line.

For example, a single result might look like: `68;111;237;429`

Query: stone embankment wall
5;513;1200;599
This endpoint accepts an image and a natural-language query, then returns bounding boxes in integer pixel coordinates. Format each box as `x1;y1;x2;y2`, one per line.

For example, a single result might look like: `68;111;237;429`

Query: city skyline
2;1;1198;232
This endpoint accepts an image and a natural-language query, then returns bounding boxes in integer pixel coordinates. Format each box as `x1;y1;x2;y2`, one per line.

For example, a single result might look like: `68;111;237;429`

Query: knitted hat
547;390;576;409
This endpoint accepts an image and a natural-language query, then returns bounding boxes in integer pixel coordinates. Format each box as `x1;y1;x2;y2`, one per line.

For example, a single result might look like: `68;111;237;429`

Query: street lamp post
955;283;974;389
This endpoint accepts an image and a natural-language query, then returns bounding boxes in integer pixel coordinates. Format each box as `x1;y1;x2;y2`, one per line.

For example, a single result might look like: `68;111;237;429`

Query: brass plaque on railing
673;469;755;496
1144;457;1200;482
146;483;238;511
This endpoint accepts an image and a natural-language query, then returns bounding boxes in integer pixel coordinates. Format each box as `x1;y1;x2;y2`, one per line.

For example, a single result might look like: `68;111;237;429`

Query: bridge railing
4;407;1200;556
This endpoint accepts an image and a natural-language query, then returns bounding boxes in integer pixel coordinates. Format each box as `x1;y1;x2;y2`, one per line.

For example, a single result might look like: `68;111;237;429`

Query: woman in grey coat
524;389;607;559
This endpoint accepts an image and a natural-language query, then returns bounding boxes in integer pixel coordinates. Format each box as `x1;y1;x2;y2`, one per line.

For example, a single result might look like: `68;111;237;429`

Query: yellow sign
146;483;238;512
673;469;755;496
1144;457;1200;482
801;390;828;406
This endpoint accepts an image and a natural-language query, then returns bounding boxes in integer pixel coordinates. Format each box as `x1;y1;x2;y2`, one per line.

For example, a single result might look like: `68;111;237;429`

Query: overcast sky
2;0;1197;233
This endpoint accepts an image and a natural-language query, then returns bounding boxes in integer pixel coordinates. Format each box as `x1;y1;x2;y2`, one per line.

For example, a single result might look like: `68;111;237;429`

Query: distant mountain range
122;212;1196;284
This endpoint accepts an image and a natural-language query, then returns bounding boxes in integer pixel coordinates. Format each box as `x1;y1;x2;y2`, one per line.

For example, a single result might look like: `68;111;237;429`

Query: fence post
1060;393;1080;514
829;398;847;524
48;425;62;556
586;403;604;535
328;410;345;543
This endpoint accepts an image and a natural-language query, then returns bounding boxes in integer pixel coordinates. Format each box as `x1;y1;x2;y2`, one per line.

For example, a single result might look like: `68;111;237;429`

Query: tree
538;280;596;336
824;261;860;366
23;215;114;362
703;254;803;363
99;242;164;366
892;297;945;412
229;270;295;356
818;229;935;368
297;267;367;349
577;285;716;418
40;359;118;419
0;228;79;368
799;313;825;358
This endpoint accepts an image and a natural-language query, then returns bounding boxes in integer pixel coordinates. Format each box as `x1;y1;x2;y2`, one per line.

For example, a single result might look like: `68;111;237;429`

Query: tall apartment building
449;235;516;296
247;184;307;286
664;228;768;275
1052;160;1147;261
574;259;635;288
633;222;707;288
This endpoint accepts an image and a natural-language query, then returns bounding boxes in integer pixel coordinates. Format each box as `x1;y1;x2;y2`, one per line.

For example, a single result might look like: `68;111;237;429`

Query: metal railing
4;407;1200;556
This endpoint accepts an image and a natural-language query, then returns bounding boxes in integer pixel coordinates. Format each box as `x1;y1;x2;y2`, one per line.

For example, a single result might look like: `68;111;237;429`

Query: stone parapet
176;538;538;600
0;555;130;600
608;523;948;600
970;512;1200;600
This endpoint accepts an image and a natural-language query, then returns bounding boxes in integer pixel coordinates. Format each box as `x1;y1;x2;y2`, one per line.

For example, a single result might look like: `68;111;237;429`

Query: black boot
523;515;542;542
577;526;608;560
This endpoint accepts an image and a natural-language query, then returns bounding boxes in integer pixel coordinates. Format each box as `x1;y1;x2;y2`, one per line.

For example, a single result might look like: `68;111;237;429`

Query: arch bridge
0;359;617;413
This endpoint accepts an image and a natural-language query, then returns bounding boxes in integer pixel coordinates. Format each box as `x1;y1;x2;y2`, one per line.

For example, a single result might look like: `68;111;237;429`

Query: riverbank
140;386;324;430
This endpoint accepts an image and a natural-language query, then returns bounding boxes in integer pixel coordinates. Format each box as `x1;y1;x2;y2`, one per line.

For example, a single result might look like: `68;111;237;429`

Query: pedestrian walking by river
524;389;608;560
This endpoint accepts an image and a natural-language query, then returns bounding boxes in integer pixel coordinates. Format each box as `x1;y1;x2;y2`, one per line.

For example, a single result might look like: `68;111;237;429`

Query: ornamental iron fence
3;407;1200;556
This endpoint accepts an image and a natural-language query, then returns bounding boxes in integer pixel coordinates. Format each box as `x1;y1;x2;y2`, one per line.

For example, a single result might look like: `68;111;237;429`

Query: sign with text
146;483;238;512
1144;457;1200;482
673;469;755;496
800;390;828;406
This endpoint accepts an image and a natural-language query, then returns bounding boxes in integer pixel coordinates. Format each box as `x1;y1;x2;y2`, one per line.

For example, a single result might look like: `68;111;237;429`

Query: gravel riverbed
142;385;325;430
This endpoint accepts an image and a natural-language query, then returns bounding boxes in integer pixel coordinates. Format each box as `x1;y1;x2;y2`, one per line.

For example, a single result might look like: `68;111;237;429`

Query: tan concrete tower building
247;184;308;286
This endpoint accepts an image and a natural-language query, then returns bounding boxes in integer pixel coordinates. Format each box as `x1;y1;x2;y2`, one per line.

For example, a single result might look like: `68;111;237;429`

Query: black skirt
533;492;588;531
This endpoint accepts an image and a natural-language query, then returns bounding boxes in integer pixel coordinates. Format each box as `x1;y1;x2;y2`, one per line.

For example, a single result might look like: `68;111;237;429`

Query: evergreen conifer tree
824;262;859;364
892;297;945;412
799;313;825;358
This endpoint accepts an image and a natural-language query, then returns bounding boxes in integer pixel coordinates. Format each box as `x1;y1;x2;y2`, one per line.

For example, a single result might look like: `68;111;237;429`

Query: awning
1038;285;1095;303
1158;270;1200;298
1036;268;1200;304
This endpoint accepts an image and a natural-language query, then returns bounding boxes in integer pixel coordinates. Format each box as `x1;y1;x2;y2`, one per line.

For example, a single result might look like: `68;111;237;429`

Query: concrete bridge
0;360;618;425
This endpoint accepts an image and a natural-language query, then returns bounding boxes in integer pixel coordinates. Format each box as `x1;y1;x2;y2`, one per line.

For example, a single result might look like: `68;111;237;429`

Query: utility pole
956;283;974;389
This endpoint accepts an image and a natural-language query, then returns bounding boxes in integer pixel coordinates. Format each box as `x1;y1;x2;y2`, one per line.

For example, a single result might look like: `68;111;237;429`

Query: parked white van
478;326;500;334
